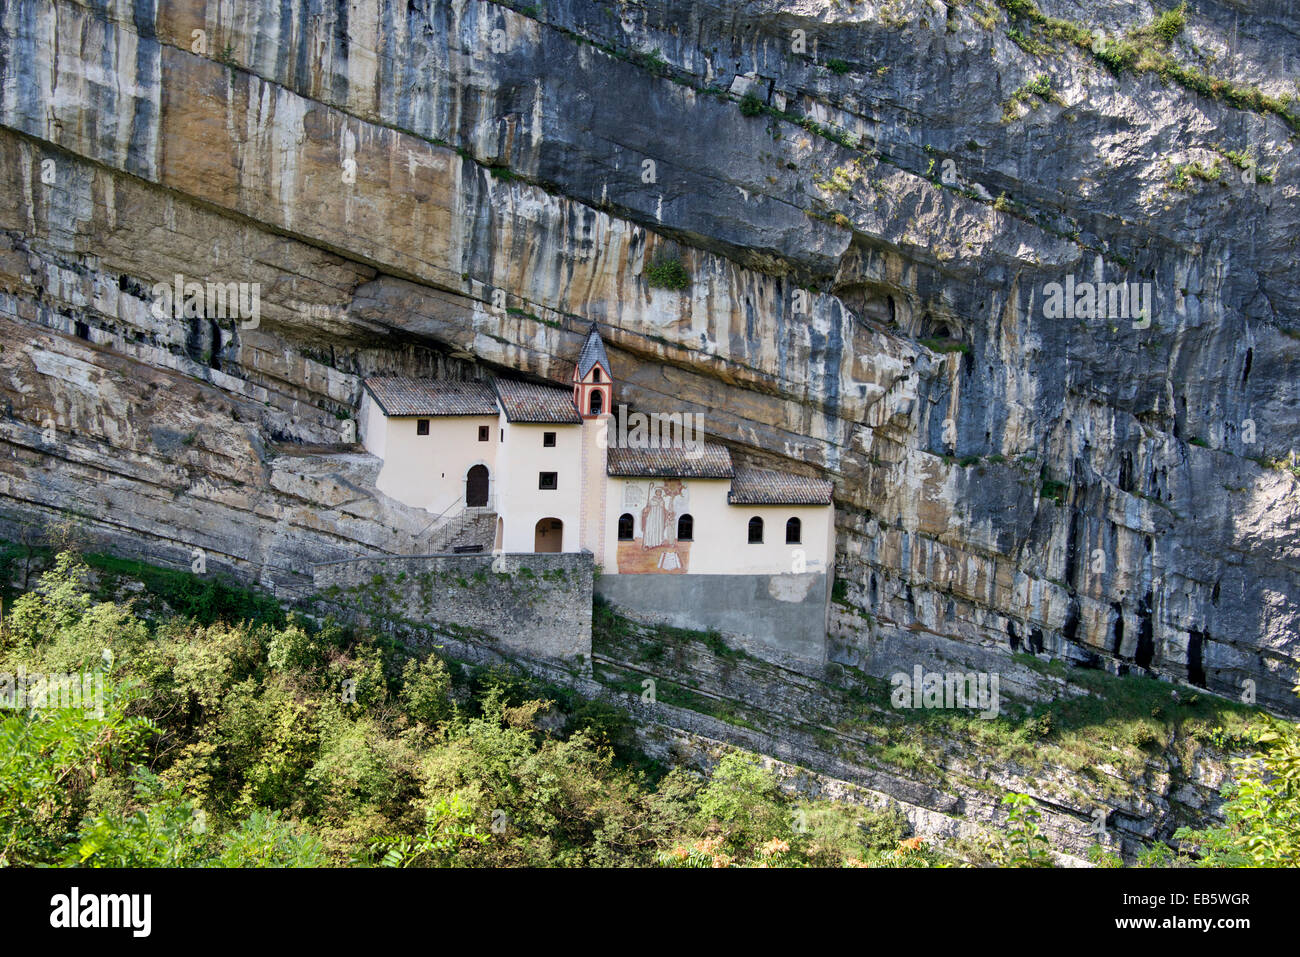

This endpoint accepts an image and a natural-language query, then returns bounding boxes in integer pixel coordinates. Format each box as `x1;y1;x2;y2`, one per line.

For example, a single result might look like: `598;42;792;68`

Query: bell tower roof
575;322;611;381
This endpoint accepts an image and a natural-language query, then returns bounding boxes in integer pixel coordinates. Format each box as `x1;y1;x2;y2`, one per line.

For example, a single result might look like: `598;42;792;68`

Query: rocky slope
0;0;1297;721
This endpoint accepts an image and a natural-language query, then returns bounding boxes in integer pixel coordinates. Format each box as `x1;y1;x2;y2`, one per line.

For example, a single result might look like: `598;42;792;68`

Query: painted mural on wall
615;480;692;573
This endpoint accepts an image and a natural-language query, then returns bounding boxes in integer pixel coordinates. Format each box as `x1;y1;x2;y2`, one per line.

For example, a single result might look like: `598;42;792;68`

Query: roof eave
728;498;832;506
609;470;734;479
361;381;390;416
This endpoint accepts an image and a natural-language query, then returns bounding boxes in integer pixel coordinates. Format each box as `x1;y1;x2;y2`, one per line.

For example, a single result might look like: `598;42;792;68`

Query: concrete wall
602;477;834;576
595;571;829;671
313;551;593;666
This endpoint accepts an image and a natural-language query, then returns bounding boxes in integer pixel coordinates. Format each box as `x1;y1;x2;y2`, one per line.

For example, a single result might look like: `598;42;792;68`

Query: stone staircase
422;506;496;554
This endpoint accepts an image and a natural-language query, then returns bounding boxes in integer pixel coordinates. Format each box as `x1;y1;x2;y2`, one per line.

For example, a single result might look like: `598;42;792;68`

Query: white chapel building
359;324;835;578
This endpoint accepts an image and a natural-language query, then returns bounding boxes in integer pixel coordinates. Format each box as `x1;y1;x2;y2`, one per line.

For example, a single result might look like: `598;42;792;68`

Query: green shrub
1040;477;1067;504
400;656;454;726
739;91;764;117
1151;4;1186;43
644;255;691;290
633;47;669;75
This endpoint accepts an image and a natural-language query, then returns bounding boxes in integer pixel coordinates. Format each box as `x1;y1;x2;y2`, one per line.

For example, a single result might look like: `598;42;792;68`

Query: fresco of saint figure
641;487;672;549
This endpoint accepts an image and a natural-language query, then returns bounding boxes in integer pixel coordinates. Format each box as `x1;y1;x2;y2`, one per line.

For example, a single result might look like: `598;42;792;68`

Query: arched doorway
534;518;563;553
466;464;489;507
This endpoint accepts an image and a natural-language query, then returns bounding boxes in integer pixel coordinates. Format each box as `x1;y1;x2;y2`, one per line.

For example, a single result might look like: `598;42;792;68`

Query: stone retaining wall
312;551;593;667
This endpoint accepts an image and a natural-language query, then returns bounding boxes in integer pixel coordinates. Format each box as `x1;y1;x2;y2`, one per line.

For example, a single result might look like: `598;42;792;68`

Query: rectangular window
543;431;556;447
478;425;490;442
417;419;430;436
538;472;558;490
500;429;504;442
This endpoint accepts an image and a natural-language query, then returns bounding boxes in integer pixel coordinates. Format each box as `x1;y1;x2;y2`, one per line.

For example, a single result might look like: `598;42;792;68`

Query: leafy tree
0;675;151;865
400;656;453;726
696;752;792;853
73;769;214;867
366;794;487;867
5;550;94;649
1176;694;1300;866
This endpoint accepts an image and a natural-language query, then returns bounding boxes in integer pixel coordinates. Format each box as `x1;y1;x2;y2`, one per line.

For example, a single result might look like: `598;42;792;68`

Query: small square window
543;431;556;447
539;472;558;490
417;419;430;436
478;425;490;442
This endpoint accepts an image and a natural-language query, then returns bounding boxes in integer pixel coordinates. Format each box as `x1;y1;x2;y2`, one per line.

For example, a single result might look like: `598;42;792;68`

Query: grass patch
1002;74;1061;122
630;47;669;76
1169;159;1221;190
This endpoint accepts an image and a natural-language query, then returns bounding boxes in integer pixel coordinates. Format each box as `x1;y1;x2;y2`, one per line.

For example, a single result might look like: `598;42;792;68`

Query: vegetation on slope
1;547;1294;867
0;550;935;867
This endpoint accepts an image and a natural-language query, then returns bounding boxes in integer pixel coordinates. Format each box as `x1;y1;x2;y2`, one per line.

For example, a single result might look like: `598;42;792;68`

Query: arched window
785;517;801;544
589;390;604;415
677;514;693;541
592;367;602;383
617;513;634;541
747;516;763;544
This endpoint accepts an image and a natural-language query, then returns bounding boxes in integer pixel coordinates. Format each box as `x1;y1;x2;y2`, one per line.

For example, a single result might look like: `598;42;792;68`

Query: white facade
359;327;835;572
600;477;834;576
495;420;584;553
362;391;497;516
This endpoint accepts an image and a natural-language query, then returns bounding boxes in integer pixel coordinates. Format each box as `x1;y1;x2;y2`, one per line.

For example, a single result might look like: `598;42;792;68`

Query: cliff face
0;0;1297;710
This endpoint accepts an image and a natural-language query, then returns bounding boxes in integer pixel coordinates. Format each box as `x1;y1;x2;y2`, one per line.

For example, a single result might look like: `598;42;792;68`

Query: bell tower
573;322;612;565
572;322;612;419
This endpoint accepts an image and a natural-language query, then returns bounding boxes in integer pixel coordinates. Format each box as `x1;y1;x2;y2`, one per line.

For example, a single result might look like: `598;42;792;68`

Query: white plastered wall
602;477;833;575
496;421;584;552
373;413;498;515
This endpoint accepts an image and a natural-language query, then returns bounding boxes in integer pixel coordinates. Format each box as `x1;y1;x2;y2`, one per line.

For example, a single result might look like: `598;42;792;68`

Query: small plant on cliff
1150;3;1187;44
1169;159;1221;190
632;47;669;76
644;255;691;291
1040;468;1067;505
1002;74;1059;122
1000;792;1053;867
739;91;764;117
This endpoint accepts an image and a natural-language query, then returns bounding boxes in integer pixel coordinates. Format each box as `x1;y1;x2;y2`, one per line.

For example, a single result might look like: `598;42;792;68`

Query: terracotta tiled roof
493;378;582;424
727;466;834;505
576;323;611;380
606;443;734;478
363;377;498;416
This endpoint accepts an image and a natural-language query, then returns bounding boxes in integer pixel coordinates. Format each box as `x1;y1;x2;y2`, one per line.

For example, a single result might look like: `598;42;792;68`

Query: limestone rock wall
0;0;1296;711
